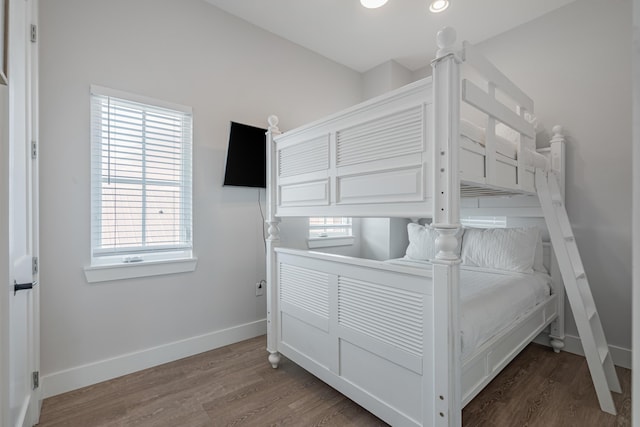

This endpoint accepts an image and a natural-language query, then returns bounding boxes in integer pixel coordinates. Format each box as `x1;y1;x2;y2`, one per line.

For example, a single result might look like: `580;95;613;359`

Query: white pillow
405;223;463;261
461;227;538;272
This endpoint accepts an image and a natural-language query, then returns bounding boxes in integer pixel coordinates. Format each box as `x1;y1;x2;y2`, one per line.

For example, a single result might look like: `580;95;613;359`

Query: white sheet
386;258;551;359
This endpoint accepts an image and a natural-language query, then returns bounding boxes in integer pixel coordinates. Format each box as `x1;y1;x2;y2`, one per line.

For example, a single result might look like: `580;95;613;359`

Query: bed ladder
535;169;621;415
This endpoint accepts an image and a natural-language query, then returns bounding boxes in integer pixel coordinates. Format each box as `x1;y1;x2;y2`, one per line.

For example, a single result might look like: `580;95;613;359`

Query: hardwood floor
463;344;631;427
37;336;631;426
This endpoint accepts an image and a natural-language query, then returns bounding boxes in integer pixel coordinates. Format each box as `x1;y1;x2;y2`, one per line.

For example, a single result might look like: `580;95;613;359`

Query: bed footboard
272;248;433;427
271;249;560;425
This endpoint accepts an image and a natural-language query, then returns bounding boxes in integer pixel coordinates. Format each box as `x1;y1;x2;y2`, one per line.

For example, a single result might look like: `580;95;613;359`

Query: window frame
307;217;354;249
85;86;196;282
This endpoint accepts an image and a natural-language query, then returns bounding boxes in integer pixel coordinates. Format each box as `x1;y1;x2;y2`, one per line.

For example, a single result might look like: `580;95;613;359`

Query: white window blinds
308;217;353;238
90;86;193;262
460;216;507;228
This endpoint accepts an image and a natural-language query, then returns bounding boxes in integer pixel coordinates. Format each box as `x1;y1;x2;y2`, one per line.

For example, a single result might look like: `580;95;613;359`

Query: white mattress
387;258;552;359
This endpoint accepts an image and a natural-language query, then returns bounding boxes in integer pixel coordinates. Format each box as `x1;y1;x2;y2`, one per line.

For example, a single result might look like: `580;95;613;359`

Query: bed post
266;115;281;368
548;125;566;353
430;27;462;427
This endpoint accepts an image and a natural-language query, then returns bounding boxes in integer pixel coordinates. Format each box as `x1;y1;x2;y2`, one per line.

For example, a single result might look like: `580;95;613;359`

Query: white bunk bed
263;28;617;426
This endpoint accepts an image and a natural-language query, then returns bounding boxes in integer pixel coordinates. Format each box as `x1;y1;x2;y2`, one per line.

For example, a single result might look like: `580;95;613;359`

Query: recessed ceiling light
429;0;450;13
360;0;388;9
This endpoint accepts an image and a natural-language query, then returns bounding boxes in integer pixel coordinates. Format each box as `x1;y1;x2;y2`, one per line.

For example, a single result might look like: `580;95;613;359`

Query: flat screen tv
223;121;267;188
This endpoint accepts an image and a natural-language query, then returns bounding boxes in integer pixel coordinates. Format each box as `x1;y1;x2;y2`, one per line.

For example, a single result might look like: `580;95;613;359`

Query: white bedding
387;258;551;359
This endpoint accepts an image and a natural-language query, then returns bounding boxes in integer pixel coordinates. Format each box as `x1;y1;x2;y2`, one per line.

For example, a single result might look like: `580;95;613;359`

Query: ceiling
205;0;576;73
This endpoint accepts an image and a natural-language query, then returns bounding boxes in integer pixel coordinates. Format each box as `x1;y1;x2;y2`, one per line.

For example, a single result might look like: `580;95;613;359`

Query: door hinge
31;141;37;159
32;256;38;275
32;371;39;389
30;24;37;43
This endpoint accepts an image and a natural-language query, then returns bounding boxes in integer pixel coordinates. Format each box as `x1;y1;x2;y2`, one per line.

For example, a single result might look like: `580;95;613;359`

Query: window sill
84;257;198;283
307;236;355;249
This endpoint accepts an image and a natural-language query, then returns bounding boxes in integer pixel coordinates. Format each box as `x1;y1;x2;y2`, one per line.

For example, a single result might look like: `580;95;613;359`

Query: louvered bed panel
279;134;330;178
275;249;432;427
280;264;329;326
336;275;425;423
277;134;330;208
338;276;423;359
279;262;332;369
335;106;423;167
273;79;433;218
334;106;427;206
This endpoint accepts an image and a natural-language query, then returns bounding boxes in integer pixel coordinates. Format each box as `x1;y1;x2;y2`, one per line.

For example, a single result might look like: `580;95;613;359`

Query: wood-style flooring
37;336;631;426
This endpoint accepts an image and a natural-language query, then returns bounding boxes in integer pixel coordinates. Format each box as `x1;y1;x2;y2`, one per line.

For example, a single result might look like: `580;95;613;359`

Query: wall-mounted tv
223;121;267;188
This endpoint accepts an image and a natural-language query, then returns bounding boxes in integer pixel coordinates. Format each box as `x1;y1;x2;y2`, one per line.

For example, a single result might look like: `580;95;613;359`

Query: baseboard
533;332;631;369
42;319;267;399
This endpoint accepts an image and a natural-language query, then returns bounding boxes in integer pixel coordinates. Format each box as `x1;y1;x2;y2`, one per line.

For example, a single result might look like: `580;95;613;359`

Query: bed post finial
548;124;566;202
551;125;564;144
436;26;456;57
268;115;279;132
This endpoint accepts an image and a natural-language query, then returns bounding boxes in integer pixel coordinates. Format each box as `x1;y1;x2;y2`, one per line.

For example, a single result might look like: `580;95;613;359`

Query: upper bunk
266;27;561;219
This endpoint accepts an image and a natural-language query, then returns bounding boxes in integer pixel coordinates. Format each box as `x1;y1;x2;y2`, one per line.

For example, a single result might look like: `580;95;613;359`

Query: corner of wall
362;60;413;100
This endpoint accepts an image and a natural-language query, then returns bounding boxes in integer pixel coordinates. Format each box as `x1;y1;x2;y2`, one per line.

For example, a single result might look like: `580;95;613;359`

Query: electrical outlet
255;280;264;296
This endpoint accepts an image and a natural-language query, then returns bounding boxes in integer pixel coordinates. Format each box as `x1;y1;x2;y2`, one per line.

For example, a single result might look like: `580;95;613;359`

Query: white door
2;0;40;425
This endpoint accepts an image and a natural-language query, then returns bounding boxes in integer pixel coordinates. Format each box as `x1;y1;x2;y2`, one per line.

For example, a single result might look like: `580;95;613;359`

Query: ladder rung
576;270;586;280
598;345;610;365
564;235;575;242
587;305;597;321
559;221;572;233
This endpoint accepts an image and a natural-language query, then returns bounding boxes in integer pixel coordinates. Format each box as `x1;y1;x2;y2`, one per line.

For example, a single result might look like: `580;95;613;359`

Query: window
87;86;194;280
308;217;354;248
309;217;352;238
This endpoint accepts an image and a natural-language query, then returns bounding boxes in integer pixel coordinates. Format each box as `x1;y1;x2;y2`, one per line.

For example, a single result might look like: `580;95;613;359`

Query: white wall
38;0;362;396
475;0;632;352
360;218;409;261
360;219;390;260
362;60;413;100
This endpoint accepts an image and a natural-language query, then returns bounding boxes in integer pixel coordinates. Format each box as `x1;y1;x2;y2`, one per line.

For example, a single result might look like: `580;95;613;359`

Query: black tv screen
223;121;267;188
